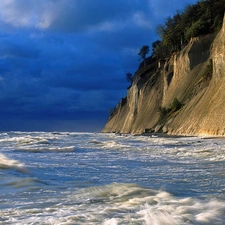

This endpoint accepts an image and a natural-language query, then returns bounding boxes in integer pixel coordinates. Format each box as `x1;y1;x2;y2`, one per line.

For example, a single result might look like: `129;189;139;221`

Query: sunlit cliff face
103;15;225;136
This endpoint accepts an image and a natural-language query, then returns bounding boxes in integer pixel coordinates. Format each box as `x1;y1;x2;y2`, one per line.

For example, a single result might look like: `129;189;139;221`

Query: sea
0;131;225;225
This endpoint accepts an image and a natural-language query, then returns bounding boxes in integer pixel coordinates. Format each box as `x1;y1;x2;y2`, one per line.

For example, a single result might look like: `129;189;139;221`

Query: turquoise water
0;132;225;224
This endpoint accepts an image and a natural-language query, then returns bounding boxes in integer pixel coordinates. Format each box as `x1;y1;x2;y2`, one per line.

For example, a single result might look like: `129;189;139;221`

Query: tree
138;45;149;68
151;40;169;59
126;73;133;83
126;73;133;89
185;19;209;40
152;40;161;56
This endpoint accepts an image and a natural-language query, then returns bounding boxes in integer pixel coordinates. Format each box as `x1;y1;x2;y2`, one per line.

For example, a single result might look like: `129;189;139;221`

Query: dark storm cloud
0;39;39;59
0;0;198;131
47;0;151;32
0;0;151;31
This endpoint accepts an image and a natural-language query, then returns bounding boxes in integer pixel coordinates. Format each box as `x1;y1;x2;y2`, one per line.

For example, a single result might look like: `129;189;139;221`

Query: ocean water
0;132;225;225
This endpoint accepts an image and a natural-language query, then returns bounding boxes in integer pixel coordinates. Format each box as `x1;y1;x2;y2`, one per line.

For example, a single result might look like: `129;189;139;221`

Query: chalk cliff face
102;15;225;136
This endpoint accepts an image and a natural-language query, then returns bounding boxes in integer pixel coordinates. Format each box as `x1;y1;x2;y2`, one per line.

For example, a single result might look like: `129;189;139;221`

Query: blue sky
0;0;198;132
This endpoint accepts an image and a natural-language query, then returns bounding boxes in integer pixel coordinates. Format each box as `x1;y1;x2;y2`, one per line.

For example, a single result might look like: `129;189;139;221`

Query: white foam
0;153;28;173
1;132;225;224
17;145;75;153
103;218;118;225
1;183;225;224
137;193;225;225
57;183;223;224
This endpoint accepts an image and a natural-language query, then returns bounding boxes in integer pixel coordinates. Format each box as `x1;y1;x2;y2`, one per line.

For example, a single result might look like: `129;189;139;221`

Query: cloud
0;0;151;32
0;0;198;131
0;36;40;59
0;0;56;29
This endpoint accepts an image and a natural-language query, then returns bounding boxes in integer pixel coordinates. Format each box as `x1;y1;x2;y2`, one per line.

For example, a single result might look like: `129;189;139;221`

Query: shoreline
110;131;225;139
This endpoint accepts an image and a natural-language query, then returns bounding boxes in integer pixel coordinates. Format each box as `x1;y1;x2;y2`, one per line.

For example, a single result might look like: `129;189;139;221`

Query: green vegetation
158;106;170;117
158;98;183;119
170;97;183;112
138;45;149;68
126;73;133;83
203;59;213;80
152;0;224;59
126;72;133;89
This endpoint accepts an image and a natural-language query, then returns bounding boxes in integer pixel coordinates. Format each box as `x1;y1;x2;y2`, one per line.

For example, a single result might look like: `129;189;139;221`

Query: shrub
158;98;183;118
170;98;183;112
158;106;170;117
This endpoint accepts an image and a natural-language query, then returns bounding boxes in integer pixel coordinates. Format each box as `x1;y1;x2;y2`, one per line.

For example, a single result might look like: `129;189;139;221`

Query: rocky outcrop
102;15;225;136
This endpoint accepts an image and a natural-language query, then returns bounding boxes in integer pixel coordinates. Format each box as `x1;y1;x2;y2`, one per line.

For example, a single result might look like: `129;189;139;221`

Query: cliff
102;15;225;136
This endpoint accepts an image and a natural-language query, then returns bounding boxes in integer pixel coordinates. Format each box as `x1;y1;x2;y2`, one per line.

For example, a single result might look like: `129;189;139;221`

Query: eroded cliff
102;15;225;136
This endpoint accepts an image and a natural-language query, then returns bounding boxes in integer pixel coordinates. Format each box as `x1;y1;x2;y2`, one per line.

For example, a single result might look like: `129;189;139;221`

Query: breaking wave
0;153;28;173
1;183;225;224
1;132;225;224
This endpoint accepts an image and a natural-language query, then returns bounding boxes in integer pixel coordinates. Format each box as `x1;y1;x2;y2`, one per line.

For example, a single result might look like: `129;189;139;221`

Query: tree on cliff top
138;45;149;68
153;0;224;58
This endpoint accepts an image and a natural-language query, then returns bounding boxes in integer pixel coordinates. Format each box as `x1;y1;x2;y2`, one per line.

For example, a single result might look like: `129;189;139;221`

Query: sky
0;0;198;132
